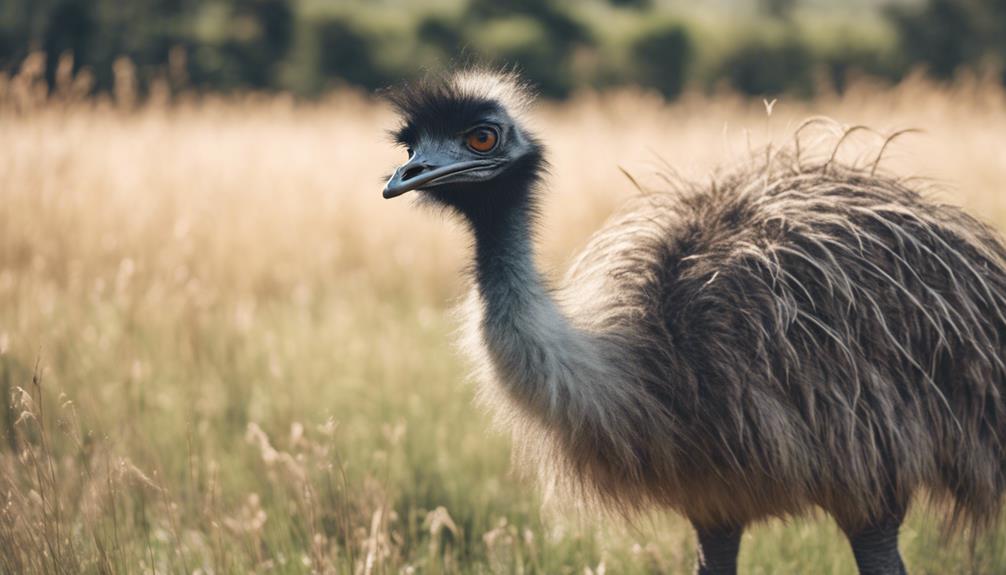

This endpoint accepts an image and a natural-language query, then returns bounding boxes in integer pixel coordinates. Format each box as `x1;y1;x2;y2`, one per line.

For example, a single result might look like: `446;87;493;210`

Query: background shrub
630;21;692;99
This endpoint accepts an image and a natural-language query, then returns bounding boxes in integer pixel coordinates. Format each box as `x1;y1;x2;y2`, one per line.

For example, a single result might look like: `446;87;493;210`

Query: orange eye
466;127;498;153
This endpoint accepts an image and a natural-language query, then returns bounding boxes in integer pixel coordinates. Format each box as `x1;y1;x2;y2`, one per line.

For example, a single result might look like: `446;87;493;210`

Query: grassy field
2;75;1006;574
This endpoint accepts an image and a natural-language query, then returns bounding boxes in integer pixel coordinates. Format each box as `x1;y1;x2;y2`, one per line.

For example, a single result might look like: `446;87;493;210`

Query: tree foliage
887;0;1006;81
1;0;1004;100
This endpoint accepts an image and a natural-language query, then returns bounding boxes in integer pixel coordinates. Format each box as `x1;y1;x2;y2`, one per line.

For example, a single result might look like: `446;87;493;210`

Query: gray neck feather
470;202;642;437
472;204;587;415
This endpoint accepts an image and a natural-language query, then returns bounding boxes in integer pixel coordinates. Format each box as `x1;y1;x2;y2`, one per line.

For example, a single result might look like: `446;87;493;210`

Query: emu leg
692;523;743;575
845;516;908;575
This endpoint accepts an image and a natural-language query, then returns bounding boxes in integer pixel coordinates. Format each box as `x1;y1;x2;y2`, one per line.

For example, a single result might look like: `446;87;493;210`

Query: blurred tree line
1;0;1005;100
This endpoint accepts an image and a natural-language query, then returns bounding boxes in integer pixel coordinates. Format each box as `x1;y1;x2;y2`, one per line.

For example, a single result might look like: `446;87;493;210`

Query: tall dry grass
2;58;1006;573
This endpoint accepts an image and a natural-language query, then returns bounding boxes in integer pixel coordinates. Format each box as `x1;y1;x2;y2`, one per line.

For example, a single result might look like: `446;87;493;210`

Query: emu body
383;71;1006;574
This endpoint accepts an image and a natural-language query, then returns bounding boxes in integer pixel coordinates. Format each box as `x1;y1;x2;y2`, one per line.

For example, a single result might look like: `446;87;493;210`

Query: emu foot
692;522;743;575
845;517;908;575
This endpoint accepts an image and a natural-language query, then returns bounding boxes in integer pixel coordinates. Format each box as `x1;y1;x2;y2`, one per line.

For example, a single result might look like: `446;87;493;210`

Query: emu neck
460;173;646;483
471;201;541;314
465;183;591;420
455;157;548;321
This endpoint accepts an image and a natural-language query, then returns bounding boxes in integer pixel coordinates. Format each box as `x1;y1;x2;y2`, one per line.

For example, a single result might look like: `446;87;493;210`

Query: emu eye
465;127;498;153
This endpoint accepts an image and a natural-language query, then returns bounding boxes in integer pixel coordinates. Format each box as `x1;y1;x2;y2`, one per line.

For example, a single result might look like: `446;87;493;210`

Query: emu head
383;70;546;219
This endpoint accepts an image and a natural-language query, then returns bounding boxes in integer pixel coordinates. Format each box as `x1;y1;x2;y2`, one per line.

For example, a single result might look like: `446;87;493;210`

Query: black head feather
386;69;535;146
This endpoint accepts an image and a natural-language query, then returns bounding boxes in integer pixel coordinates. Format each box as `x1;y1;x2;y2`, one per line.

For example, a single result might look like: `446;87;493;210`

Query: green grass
7;255;1005;574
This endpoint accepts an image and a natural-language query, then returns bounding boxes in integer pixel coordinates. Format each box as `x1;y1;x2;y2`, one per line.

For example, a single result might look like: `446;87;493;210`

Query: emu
381;70;1006;575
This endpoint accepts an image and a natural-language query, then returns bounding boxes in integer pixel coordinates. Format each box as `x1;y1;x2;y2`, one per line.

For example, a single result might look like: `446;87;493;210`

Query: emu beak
383;152;494;199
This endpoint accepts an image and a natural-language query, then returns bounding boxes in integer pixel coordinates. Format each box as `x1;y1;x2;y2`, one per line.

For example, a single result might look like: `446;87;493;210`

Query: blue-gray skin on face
384;93;539;199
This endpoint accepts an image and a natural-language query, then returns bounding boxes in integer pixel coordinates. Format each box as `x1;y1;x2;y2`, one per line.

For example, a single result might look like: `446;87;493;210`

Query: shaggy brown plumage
501;152;1006;533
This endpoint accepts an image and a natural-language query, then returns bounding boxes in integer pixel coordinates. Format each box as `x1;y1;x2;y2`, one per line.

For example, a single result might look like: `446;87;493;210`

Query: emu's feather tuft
386;68;534;148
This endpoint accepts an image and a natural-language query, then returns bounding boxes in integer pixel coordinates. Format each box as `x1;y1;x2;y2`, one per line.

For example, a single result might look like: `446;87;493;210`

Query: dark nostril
402;164;428;181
